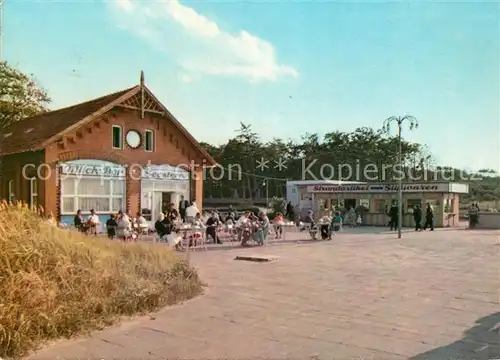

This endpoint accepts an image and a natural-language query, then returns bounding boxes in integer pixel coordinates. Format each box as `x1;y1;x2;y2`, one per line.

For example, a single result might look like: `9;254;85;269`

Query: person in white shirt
116;211;132;241
87;209;100;235
136;212;149;234
236;211;251;244
185;202;198;223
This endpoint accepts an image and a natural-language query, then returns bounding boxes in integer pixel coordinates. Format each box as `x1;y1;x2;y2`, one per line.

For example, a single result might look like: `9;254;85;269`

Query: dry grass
0;204;204;359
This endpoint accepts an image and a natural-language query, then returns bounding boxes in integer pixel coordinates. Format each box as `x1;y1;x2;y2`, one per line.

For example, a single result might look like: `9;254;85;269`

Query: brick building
0;72;216;226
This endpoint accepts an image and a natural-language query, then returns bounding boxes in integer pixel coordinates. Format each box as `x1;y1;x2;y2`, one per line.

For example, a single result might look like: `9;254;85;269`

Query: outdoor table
177;225;206;251
274;221;296;242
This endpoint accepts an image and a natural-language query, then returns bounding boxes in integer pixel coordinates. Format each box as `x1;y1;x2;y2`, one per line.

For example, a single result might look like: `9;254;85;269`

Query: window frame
60;176;125;215
30;178;38;208
145;129;154;152
8;180;15;203
112;125;123;149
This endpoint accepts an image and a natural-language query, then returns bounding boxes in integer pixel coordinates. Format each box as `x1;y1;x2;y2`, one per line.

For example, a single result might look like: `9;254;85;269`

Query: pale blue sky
4;0;499;172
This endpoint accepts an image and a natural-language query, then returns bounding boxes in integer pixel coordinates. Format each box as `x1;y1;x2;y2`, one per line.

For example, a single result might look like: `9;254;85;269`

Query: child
356;214;362;227
329;211;343;239
273;212;284;239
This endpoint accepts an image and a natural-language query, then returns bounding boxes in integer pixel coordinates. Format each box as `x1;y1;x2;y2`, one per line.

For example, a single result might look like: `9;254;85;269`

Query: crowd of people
71;198;486;247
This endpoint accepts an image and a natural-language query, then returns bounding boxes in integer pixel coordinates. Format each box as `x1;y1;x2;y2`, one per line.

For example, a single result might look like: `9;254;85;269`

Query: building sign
58;161;189;181
141;165;189;181
59;163;125;178
307;183;450;193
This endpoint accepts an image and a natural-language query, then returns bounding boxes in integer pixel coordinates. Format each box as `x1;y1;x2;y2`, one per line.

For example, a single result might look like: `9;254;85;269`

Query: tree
0;62;51;128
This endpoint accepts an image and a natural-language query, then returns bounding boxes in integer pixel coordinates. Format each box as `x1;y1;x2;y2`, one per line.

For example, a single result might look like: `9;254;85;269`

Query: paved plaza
27;227;500;360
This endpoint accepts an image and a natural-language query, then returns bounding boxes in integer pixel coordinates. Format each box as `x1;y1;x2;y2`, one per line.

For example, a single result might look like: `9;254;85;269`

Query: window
30;178;38;208
374;199;386;213
112;125;122;149
145;130;154;152
60;176;125;214
359;199;370;210
406;199;422;212
8;180;15;203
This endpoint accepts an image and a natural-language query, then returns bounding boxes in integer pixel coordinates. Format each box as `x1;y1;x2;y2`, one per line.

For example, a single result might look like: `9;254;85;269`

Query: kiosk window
359;199;370;210
406;199;422;212
374;199;386;213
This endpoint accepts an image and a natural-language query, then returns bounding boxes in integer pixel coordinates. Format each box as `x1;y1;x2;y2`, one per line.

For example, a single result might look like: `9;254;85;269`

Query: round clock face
126;130;141;149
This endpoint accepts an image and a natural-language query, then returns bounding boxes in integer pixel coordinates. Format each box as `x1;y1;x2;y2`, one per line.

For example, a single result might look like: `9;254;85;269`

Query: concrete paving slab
25;228;500;360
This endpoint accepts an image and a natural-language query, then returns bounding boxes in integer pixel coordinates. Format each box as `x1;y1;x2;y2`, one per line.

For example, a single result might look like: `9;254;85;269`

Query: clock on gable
126;130;142;149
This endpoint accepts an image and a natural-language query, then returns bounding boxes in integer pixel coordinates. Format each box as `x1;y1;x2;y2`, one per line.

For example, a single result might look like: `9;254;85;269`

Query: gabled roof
1;84;216;165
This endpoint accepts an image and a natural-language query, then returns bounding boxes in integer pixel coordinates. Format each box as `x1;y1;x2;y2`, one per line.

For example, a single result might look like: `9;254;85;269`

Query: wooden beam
117;104;164;115
76;130;83;138
119;104;140;111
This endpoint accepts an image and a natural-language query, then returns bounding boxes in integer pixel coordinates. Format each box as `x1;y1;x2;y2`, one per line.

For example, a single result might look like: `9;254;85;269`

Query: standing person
106;214;117;239
285;201;293;218
413;204;422;231
468;203;479;228
87;209;100;236
423;203;434;231
178;195;189;222
345;207;356;227
388;202;398;231
329;211;343;239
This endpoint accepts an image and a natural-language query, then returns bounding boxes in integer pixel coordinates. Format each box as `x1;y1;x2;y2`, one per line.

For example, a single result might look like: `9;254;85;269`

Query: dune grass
0;203;204;359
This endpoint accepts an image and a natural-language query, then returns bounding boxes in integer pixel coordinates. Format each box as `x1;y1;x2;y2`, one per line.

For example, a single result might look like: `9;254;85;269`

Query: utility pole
383;115;419;239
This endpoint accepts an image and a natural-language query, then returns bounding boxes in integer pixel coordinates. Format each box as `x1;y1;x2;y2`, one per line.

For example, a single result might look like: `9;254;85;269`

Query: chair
185;229;207;252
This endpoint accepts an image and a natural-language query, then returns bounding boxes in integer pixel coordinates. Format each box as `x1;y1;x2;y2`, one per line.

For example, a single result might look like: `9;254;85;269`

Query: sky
4;0;500;172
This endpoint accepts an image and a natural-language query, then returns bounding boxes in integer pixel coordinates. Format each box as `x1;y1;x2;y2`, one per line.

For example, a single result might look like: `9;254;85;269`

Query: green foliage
201;124;499;208
0;61;51;128
269;197;286;214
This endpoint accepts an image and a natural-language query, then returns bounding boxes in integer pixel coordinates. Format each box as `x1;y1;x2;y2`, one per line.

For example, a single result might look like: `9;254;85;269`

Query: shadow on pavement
409;312;500;360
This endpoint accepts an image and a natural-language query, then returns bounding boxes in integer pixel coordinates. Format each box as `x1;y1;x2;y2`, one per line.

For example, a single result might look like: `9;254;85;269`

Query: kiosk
288;181;469;228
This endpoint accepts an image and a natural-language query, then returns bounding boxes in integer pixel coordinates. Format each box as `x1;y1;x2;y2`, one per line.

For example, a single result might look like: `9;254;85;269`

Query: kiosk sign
307;183;448;193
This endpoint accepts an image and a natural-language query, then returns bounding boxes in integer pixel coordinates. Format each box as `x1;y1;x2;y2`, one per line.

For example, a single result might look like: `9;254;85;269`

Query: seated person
74;209;84;232
165;203;179;222
303;210;317;240
156;214;183;250
116;211;132;241
205;212;222;244
318;213;331;240
188;213;204;247
236;211;251;244
136;212;149;233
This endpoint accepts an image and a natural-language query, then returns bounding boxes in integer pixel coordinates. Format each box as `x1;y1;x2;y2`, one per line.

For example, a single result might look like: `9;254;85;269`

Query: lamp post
262;179;269;208
383;115;419;239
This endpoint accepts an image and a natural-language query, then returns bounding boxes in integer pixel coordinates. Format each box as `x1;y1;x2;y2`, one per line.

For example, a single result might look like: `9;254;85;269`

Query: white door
152;192;163;223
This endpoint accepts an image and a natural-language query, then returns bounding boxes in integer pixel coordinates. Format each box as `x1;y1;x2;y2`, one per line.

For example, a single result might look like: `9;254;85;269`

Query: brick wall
6;107;206;217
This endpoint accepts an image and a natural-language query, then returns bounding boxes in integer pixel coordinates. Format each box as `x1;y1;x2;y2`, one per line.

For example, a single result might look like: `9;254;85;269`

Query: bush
0;203;203;359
